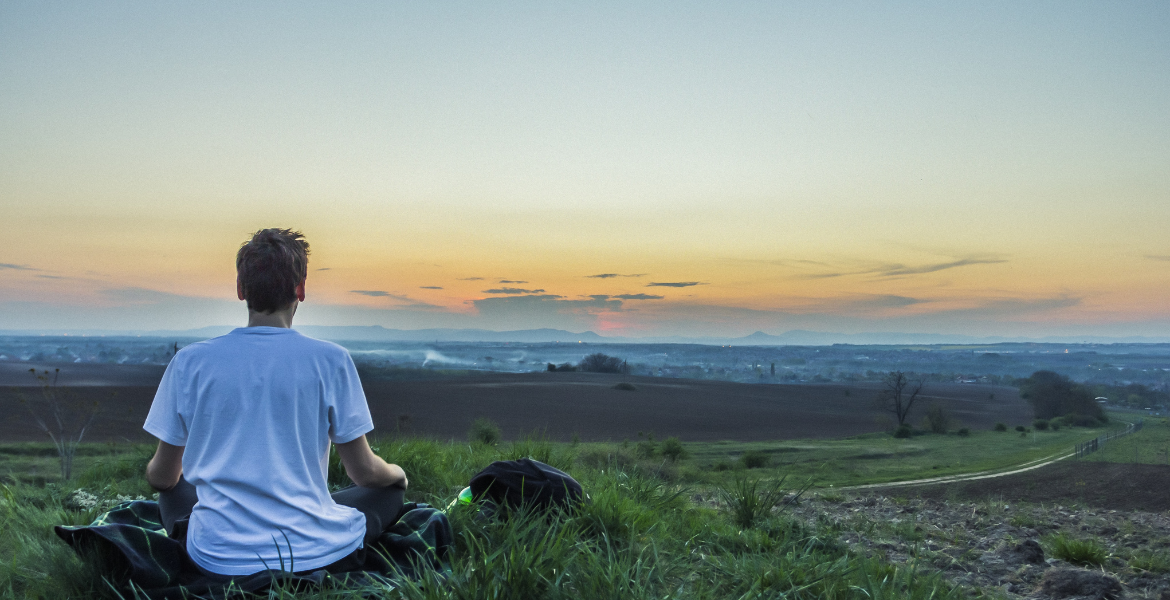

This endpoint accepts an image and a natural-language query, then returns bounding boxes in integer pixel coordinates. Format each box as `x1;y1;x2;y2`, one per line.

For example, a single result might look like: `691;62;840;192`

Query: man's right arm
146;440;184;491
335;435;408;489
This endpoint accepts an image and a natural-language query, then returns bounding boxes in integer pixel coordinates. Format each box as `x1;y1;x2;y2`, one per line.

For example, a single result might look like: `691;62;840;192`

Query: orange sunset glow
2;3;1168;341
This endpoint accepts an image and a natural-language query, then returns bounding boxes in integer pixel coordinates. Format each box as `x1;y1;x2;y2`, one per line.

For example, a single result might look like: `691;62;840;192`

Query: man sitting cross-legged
143;228;407;579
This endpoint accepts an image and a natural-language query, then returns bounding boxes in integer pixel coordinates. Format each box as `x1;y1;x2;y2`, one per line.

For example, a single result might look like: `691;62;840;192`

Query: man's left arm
146;441;184;491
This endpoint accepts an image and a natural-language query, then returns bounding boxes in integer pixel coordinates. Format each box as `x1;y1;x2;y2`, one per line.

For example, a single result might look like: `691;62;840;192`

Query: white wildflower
69;489;100;510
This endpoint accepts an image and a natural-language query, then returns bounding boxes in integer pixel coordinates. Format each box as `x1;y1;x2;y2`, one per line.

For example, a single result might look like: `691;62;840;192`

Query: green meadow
679;424;1107;489
1081;416;1170;465
0;417;1139;599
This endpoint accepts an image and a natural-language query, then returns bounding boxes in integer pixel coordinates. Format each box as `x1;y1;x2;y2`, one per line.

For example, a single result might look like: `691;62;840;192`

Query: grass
1081;416;1170;465
1;418;1140;599
717;473;807;529
1126;549;1170;573
682;424;1107;488
0;437;968;600
1044;532;1108;566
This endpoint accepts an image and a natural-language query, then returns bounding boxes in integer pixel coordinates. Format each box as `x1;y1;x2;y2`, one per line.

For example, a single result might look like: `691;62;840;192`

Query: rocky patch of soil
788;494;1170;599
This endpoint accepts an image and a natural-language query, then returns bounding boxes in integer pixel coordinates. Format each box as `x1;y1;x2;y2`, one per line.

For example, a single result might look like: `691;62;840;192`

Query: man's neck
246;301;298;328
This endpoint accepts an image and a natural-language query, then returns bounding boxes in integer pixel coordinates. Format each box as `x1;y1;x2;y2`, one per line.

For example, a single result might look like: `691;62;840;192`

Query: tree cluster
576;353;630;374
1018;370;1106;421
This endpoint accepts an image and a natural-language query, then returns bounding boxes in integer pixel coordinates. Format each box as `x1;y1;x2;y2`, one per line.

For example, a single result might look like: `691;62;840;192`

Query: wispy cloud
879;257;1007;277
498;279;527;284
458;277;484;281
420;286;443;290
962;295;1082;315
0;263;36;271
614;293;664;300
35;274;65;279
1145;255;1170;262
483;287;545;294
786;255;1007;280
350;290;441;309
472;294;621;329
316;267;332;271
586;273;646;279
647;281;704;288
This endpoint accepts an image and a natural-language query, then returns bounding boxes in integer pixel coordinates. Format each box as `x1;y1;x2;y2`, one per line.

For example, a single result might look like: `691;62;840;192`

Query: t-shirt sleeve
328;351;374;444
144;356;189;446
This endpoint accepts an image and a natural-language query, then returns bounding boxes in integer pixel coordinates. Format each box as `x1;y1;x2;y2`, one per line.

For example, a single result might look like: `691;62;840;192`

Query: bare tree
17;368;101;480
877;371;924;427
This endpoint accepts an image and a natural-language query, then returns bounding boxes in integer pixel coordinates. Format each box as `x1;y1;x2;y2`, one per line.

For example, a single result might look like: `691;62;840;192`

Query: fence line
1074;419;1143;458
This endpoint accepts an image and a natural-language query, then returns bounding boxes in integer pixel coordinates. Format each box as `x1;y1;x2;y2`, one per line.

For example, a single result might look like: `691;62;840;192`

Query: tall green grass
1044;533;1108;567
0;438;966;599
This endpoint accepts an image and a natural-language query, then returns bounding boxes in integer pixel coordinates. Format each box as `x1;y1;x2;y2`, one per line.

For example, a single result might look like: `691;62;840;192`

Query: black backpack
468;458;584;512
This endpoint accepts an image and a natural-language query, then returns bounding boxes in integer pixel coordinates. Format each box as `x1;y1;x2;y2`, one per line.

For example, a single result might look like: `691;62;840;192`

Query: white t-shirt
144;327;374;576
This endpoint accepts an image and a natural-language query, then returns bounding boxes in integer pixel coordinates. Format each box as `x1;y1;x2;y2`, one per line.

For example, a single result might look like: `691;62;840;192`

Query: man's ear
237;278;246;301
295;280;306;302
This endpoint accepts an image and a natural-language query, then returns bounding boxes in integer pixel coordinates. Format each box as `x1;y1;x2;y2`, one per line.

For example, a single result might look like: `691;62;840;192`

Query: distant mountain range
3;325;1170;346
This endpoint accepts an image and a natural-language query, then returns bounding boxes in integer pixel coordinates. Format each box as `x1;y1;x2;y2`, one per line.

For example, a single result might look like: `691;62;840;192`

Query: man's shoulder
174;328;352;363
289;330;348;353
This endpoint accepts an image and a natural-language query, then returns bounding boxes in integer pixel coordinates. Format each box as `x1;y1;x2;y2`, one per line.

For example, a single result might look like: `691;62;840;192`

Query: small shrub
893;424;913;439
924;404;950;434
659;437;689;462
712;459;733;472
469;417;501;446
994;423;1008;432
1033;419;1049;431
740;450;769;469
577;446;638;471
1050;421;1061;431
1009;513;1042;528
635;433;657;459
1046;533;1107;566
820;491;846;503
957;428;970;437
718;474;805;529
1129;549;1170;573
612;382;637;391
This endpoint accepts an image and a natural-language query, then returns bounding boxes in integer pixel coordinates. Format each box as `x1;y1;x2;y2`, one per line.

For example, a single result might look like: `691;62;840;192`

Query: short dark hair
236;228;310;314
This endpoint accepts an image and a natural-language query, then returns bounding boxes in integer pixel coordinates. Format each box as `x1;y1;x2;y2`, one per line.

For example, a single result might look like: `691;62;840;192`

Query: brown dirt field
871;460;1170;512
364;373;1029;442
0;364;1031;443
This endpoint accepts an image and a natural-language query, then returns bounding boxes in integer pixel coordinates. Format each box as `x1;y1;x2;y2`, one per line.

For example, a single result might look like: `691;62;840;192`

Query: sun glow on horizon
2;3;1169;338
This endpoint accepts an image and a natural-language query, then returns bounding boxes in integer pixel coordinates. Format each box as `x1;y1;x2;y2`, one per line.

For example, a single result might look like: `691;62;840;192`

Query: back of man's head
236;228;310;314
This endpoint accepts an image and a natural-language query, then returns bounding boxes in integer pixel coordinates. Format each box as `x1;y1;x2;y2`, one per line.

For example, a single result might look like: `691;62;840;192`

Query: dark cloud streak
614;293;664;300
647;281;704;288
879;258;1007;277
483;287;545;294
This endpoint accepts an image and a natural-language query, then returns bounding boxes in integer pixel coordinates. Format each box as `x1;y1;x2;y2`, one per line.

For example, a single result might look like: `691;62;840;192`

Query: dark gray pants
159;476;406;546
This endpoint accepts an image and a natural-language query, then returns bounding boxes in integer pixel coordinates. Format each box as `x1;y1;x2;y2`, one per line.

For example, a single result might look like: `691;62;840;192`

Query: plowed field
0;363;1031;443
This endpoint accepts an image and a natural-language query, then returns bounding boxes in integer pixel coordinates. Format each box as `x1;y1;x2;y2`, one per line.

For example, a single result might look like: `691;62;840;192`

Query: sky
2;2;1169;340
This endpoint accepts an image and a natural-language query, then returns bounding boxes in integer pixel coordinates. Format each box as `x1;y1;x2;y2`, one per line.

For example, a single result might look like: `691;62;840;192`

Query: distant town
3;332;1166;414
